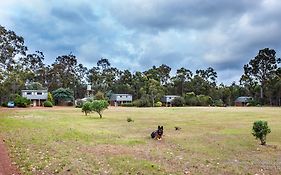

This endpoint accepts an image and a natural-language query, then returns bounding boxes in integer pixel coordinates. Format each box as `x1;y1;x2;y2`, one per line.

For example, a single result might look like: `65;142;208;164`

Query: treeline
0;25;280;106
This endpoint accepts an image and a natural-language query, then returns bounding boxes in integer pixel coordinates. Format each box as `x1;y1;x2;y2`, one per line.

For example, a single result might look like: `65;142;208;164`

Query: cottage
235;96;253;106
22;90;48;106
110;94;132;106
161;95;180;106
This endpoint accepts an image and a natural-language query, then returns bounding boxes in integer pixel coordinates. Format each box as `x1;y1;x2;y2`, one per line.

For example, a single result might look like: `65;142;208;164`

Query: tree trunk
98;112;102;118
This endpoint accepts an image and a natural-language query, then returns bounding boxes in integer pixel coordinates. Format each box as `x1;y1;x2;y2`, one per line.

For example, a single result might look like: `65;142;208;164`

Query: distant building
110;94;132;106
235;96;253;106
161;95;180;106
22;90;48;107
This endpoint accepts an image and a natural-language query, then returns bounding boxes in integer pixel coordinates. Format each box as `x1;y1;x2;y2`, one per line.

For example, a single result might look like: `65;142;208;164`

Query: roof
235;96;253;103
22;90;48;92
163;95;180;98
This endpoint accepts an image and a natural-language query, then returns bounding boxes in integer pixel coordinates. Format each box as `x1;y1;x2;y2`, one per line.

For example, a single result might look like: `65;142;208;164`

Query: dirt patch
0;137;20;175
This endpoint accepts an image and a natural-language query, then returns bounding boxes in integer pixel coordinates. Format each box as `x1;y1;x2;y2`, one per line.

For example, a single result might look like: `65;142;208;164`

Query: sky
0;0;281;84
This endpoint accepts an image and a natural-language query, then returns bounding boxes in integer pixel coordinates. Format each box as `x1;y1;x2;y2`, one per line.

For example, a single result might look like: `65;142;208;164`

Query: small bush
197;95;212;106
155;101;162;107
171;97;185;107
127;117;134;122
14;96;30;107
43;101;53;107
82;102;92;116
91;100;109;118
1;102;8;107
133;97;151;107
213;99;224;107
121;103;134;107
247;99;259;106
67;101;74;106
252;120;271;145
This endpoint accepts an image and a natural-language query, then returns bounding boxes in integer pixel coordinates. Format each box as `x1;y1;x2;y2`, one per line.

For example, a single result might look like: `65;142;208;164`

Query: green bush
91;100;109;118
197;95;212;106
213;99;224;107
43;101;53;107
133;97;151;107
171;97;185;107
252;120;271;145
1;102;8;107
184;92;198;106
82;102;92;116
247;99;259;106
155;101;162;107
14;95;31;107
127;117;134;122
121;103;134;107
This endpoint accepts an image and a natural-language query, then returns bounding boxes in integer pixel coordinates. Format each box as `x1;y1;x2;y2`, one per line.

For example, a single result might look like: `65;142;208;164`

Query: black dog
151;126;164;140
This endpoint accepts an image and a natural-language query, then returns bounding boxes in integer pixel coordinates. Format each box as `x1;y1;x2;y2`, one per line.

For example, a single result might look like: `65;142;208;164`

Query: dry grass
0;106;281;174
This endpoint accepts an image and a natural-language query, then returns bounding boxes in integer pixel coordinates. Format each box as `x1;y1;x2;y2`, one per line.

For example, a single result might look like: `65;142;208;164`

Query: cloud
0;0;281;84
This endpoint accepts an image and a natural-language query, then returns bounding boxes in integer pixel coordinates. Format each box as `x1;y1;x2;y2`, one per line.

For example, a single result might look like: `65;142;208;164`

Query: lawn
0;107;281;175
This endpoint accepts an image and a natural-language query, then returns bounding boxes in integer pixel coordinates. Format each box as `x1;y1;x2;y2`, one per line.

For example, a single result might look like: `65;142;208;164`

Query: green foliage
171;97;185;107
82;102;92;116
213;99;224;107
91;100;109;118
197;95;212;106
121;103;134;107
184;92;198;106
247;99;259;106
133;96;151;107
14;95;30;107
1;102;8;107
95;91;105;100
25;82;44;90
127;117;134;122
47;92;54;105
52;88;74;105
252;120;271;145
43;101;53;107
154;101;162;107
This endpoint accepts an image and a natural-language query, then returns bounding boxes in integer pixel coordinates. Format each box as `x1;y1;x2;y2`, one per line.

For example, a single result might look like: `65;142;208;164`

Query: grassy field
0;106;280;175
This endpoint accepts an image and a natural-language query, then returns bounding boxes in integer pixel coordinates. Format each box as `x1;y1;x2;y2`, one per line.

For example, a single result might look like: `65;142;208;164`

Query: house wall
22;90;48;100
161;96;180;103
110;94;132;101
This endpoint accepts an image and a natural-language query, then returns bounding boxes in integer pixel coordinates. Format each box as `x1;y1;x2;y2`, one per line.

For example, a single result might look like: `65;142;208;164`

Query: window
120;95;122;98
26;92;32;95
169;97;172;99
37;92;42;95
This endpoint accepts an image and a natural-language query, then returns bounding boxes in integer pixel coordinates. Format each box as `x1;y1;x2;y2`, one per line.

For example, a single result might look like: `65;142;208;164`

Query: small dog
151;126;164;140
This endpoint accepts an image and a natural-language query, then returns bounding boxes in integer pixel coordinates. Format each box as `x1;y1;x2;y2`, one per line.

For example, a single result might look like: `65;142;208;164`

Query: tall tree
241;48;280;104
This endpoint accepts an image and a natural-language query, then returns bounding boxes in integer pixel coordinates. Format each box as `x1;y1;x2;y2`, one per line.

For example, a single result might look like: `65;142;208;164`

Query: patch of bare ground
0;138;20;175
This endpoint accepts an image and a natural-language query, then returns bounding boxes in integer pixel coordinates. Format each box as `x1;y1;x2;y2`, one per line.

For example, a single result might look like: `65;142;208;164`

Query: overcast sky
1;0;280;84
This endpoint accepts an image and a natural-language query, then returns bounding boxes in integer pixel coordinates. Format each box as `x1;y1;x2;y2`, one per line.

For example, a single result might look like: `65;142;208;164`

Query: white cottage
110;94;132;106
22;90;48;106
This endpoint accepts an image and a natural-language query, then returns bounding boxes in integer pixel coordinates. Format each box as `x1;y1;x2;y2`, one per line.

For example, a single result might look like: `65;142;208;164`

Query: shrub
171;97;185;107
184;92;198;106
213;99;224;107
43;101;53;107
1;102;8;107
91;100;109;118
155;101;162;107
14;96;30;107
47;92;54;105
127;117;134;122
247;99;259;106
133;97;151;107
252;120;271;145
121;103;134;107
67;101;74;106
82;102;92;116
197;95;212;106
